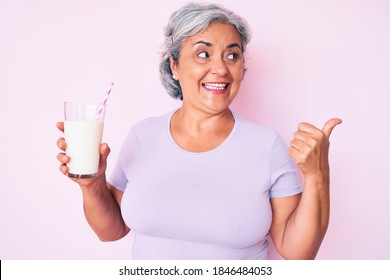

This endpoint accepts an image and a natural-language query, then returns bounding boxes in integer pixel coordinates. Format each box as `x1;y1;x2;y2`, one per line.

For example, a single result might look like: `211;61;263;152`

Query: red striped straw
96;82;114;119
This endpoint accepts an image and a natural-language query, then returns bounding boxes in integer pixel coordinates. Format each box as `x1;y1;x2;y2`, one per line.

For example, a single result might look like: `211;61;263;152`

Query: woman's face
170;22;244;115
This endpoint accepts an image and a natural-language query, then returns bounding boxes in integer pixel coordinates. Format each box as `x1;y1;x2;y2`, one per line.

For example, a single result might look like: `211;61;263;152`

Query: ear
169;55;179;80
242;68;247;80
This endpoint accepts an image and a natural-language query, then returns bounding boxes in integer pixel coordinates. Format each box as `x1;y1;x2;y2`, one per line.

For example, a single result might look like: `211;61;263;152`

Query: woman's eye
227;53;239;60
198;51;209;58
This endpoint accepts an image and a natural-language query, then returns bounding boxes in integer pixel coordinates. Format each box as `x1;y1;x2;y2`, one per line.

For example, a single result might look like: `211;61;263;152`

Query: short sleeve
269;134;302;198
108;161;128;192
107;129;136;192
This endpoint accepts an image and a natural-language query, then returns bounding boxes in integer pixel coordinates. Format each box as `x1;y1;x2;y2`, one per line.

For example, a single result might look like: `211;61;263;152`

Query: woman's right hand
56;122;111;189
57;122;129;240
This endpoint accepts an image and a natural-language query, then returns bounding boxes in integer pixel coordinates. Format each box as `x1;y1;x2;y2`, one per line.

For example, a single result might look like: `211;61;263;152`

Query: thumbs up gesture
288;118;342;180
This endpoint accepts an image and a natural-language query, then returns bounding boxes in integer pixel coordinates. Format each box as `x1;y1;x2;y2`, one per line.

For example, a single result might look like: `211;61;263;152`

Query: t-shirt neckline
166;108;239;156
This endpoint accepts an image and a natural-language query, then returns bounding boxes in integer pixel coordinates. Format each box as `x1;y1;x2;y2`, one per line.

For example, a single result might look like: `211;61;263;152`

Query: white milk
64;120;104;177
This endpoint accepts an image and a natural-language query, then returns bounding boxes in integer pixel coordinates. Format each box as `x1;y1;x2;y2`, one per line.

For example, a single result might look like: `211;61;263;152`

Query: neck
169;107;235;152
172;107;234;134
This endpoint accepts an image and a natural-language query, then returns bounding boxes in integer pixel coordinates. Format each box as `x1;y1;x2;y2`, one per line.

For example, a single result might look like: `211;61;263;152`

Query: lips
202;82;229;92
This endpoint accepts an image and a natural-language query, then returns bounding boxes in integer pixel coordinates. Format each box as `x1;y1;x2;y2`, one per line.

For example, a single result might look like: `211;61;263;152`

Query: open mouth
202;83;229;91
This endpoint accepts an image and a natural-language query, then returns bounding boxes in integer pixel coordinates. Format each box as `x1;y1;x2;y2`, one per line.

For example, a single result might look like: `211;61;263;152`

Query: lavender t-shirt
108;110;302;259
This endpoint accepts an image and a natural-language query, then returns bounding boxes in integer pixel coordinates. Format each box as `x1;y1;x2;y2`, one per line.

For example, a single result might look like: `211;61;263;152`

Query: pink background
1;0;389;259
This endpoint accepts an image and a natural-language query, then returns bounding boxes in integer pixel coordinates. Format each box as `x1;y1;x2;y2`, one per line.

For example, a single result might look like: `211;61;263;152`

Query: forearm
81;178;129;241
280;118;341;259
282;176;330;259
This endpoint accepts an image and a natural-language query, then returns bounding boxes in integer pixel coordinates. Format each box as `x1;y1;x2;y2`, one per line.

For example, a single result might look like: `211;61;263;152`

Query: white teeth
203;83;227;90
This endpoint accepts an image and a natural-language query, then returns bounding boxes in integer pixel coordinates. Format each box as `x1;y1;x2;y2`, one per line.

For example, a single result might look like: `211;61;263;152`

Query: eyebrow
193;40;212;47
226;43;242;50
193;41;242;50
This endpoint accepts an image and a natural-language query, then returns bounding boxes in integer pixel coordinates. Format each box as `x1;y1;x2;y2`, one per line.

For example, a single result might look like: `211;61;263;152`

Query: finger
57;152;70;164
293;130;311;142
56;122;64;133
99;143;111;167
288;146;301;162
322;118;342;139
290;138;310;152
298;122;319;134
57;137;67;150
59;164;69;175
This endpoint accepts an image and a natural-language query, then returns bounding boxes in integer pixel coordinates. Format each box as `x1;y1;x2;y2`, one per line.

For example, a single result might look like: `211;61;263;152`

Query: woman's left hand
288;118;342;181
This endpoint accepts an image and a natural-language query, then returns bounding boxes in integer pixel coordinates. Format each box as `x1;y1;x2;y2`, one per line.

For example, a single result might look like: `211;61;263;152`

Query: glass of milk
64;102;105;178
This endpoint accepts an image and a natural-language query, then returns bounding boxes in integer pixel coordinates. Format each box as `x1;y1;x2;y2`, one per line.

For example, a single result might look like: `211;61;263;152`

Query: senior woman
56;3;341;259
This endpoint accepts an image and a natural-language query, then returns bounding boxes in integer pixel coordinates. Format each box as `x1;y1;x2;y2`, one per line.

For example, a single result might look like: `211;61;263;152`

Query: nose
210;57;228;76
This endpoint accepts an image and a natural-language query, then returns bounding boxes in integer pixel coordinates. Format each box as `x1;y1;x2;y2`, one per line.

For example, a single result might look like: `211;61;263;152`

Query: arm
81;181;130;242
269;118;341;259
270;178;329;259
56;122;130;241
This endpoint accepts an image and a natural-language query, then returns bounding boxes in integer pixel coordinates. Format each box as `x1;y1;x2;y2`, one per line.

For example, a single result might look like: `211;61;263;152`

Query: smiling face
170;22;245;115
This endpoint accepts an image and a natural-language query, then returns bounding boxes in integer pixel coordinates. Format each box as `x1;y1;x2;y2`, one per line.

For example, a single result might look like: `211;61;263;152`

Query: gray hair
159;3;252;100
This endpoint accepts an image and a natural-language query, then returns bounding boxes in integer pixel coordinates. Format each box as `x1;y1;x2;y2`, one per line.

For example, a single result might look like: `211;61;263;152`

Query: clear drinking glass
63;102;105;178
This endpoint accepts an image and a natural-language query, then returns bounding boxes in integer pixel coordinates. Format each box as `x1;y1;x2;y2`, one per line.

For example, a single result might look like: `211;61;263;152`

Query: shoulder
118;111;172;156
129;110;172;137
234;113;280;146
133;111;170;130
118;111;172;149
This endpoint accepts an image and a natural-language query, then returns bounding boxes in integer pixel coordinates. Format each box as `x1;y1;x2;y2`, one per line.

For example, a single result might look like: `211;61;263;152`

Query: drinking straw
96;82;114;119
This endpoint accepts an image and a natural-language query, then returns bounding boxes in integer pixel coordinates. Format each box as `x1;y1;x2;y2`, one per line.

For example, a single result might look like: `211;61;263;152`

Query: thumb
99;143;111;167
322;118;342;138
